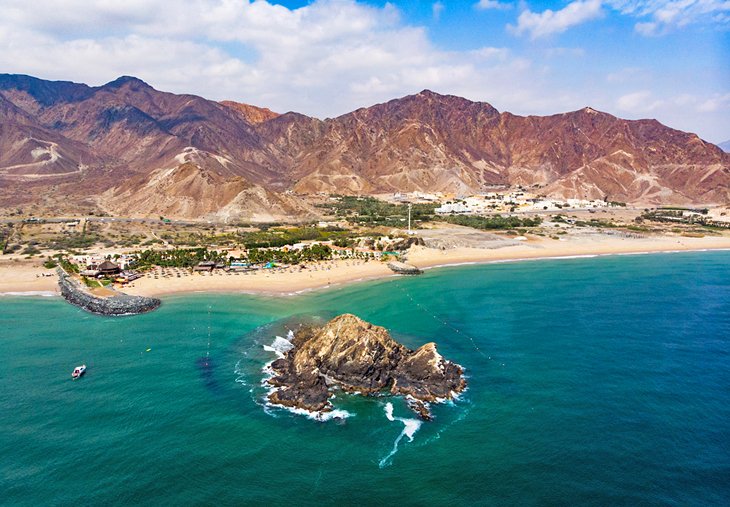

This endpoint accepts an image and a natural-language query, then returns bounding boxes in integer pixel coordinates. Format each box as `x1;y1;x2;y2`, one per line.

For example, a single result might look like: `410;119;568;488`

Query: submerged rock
267;314;466;419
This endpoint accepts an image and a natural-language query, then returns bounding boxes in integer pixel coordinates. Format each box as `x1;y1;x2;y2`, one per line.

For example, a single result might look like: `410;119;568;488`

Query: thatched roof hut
98;260;121;275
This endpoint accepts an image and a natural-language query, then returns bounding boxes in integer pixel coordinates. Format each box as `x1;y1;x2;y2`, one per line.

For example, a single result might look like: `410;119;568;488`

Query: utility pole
407;203;412;234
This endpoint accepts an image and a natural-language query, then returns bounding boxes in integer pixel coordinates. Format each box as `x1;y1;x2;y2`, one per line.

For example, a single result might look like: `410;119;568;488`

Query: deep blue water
1;251;729;505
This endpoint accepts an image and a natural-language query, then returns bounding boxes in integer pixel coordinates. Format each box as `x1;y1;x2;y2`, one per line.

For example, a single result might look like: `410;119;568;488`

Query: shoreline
2;233;729;299
418;247;730;271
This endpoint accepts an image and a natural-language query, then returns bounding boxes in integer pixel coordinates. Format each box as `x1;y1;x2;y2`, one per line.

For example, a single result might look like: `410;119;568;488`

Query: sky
0;0;728;142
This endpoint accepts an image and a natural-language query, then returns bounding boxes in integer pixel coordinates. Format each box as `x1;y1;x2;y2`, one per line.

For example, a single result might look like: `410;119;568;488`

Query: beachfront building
97;261;121;277
194;261;216;272
116;271;142;283
71;253;137;271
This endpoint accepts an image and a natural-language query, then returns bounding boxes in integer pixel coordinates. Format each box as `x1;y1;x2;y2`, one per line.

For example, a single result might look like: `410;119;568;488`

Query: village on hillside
381;189;621;214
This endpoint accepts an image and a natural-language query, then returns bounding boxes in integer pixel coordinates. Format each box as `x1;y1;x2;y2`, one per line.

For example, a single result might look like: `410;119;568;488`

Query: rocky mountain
719;140;730;153
267;314;466;419
219;101;280;124
1;73;728;219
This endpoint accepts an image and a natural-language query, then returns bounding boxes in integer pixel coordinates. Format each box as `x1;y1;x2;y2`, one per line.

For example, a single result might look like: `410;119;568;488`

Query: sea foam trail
379;402;422;468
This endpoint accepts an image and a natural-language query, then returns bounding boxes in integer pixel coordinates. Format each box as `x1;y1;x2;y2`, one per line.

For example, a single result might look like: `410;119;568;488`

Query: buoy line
393;282;489;359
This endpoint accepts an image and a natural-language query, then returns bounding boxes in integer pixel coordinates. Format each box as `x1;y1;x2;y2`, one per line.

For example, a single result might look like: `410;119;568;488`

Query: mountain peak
102;76;151;89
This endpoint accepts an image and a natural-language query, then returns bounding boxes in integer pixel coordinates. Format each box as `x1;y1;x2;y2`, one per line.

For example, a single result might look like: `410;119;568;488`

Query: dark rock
387;261;422;275
266;314;466;419
57;268;160;316
390;236;425;251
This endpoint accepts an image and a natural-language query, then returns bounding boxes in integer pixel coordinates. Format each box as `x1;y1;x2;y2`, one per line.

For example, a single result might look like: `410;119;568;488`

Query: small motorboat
71;365;86;379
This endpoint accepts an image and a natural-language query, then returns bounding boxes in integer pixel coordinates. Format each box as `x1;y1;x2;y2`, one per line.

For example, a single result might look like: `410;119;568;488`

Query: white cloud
0;0;547;118
634;21;659;34
616;90;665;112
608;0;730;35
432;1;445;20
509;0;604;39
607;66;649;83
470;46;511;60
697;93;730;112
475;0;512;10
544;47;586;57
617;89;730;116
0;0;727;141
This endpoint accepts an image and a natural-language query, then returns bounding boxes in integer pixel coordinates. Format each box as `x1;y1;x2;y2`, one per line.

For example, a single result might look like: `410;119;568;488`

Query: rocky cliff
267;314;466;419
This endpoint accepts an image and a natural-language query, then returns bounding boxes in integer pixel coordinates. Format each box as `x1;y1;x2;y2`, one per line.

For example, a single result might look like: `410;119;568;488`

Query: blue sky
1;0;728;142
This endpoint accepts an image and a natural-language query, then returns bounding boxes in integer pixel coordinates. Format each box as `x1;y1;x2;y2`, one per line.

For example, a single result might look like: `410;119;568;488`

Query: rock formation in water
267;314;466;419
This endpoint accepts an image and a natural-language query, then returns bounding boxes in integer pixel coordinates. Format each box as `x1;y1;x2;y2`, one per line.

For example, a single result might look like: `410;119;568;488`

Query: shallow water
2;251;729;505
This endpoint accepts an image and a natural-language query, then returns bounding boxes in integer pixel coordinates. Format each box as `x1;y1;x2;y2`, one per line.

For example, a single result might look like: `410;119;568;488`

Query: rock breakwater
57;269;160;316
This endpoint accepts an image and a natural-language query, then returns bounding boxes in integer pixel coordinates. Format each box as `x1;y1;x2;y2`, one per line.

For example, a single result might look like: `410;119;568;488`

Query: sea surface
2;251;729;506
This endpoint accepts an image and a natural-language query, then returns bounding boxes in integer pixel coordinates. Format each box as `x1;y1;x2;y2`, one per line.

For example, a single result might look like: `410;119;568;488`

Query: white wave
233;359;247;387
379;402;422;468
259;329;353;421
0;291;57;297
272;404;353;422
262;332;295;358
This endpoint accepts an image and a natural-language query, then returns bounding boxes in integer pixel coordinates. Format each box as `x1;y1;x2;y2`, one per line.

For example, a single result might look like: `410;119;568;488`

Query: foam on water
233;359;247;387
260;330;353;421
276;405;353;422
262;331;295;358
379;402;422;468
0;291;57;297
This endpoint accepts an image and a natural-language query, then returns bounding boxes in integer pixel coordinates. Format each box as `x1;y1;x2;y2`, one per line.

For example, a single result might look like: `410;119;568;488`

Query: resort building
97;261;121;277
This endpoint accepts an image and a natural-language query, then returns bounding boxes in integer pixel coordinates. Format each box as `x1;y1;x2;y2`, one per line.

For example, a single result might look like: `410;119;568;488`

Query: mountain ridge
0;73;727;219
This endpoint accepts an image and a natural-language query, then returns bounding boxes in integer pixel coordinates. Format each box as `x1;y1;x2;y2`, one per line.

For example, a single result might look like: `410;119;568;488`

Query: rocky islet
266;313;466;420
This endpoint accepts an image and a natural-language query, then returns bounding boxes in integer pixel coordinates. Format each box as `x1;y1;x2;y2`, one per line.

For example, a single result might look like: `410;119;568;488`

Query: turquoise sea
2;251;729;506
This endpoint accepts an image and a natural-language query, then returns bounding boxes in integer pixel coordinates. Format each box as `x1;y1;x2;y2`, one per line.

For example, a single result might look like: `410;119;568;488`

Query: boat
71;365;86;379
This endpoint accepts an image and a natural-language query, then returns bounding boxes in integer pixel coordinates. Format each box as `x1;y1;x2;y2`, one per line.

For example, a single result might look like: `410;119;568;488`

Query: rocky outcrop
387;261;422;275
57;269;160;316
267;314;465;419
219;100;280;124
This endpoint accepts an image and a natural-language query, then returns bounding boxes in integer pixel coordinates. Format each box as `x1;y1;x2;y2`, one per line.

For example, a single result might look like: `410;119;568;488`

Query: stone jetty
57;268;160;316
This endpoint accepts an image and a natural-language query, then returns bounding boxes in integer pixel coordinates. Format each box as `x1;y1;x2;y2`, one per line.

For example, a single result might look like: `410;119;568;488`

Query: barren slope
1;74;727;218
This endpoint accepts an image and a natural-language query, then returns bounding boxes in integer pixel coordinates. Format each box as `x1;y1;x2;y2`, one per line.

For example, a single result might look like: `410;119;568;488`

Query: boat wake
378;402;422;468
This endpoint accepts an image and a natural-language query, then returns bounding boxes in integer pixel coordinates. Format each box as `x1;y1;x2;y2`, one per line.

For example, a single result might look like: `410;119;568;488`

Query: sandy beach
3;231;727;298
0;262;58;295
